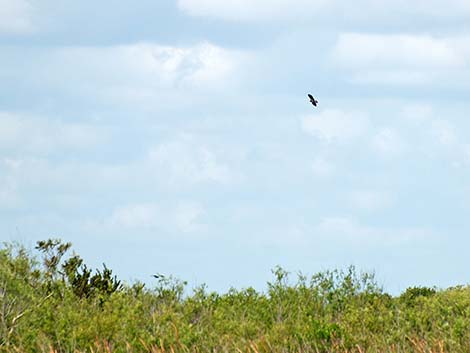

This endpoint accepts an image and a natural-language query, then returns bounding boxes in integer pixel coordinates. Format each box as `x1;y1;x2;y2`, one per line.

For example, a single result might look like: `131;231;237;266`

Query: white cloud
0;118;240;211
177;0;326;21
173;201;206;233
0;0;34;34
310;156;335;177
0;112;23;147
147;135;234;186
0;165;19;209
334;33;463;70
430;119;459;147
300;103;470;169
109;203;160;228
396;105;470;167
177;0;470;22
107;201;206;233
425;118;470;168
332;33;470;85
0;112;108;155
348;190;394;212
371;127;405;157
3;41;250;111
53;42;247;91
401;104;434;125
301;109;368;142
462;145;470;166
317;217;431;246
350;70;435;86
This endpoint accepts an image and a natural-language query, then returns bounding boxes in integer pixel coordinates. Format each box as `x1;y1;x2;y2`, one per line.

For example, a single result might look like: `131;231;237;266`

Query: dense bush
0;239;469;352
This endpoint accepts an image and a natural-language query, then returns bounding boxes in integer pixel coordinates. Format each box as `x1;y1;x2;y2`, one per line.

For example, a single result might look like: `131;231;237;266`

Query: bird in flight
308;94;318;107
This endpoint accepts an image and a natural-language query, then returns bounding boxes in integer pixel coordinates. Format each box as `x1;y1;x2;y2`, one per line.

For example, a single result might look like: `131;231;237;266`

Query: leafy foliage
0;239;469;353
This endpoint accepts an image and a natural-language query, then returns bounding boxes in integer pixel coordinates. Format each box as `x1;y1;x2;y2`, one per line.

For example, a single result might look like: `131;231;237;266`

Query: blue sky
1;0;470;294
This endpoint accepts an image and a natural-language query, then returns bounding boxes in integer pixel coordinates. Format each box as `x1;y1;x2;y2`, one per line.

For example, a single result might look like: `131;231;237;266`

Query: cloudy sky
1;0;470;293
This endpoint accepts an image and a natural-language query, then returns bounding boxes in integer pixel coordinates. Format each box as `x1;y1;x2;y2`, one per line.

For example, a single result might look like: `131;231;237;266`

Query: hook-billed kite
308;94;318;107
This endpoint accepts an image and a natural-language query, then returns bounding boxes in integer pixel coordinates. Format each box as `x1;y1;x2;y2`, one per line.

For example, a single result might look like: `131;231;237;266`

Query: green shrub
1;239;470;353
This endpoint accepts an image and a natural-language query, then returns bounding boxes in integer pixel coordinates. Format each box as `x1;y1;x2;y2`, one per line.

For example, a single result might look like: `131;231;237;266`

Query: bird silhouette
308;94;318;107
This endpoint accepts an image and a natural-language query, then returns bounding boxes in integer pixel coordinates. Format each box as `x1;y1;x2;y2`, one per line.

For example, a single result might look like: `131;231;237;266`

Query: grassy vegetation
1;239;469;353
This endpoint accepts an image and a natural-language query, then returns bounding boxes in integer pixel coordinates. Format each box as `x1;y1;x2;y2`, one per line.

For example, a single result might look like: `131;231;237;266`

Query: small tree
36;239;122;301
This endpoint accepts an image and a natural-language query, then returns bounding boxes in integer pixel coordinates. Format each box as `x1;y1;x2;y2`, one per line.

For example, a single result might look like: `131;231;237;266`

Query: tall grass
1;239;469;353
